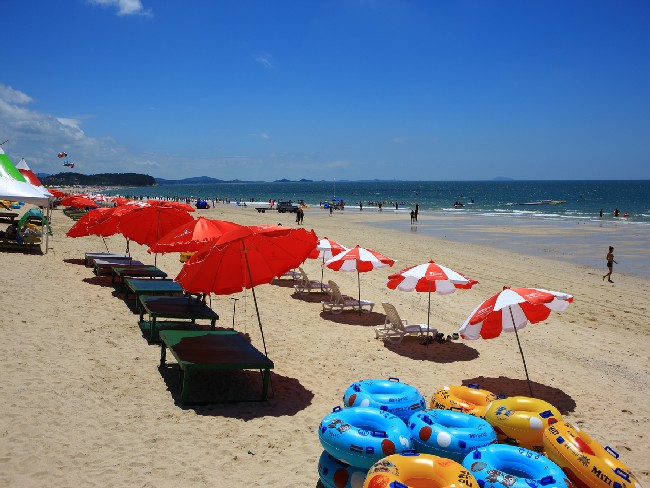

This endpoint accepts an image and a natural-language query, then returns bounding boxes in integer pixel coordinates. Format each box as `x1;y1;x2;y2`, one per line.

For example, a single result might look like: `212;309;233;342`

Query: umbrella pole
243;244;268;357
509;307;534;396
101;236;109;252
321;255;325;292
357;270;362;313
426;288;432;347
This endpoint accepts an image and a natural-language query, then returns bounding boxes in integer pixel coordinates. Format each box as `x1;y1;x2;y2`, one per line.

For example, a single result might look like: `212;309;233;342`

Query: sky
2;0;649;181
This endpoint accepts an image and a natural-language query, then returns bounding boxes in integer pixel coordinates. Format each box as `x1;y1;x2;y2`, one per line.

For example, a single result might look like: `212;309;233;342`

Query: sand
1;203;648;487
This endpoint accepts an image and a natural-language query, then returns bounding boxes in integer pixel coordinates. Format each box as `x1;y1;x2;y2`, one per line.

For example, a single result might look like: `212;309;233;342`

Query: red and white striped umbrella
324;245;395;310
459;286;573;394
387;260;478;342
309;237;348;291
309;237;347;261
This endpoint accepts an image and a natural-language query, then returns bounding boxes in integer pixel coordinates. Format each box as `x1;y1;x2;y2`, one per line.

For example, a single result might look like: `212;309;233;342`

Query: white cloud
392;136;408;144
255;55;274;69
260;132;270;140
87;0;151;16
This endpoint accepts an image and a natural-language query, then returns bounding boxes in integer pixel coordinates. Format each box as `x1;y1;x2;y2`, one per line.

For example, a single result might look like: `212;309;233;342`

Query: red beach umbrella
47;188;67;198
387;260;478;343
117;205;194;247
148;216;244;254
324;245;395;311
459;286;574;395
176;226;318;355
66;207;115;238
60;195;99;208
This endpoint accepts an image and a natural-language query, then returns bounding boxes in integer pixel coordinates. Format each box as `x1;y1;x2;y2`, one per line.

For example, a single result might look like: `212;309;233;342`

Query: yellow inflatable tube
363;452;477;488
485;396;562;451
430;384;496;419
543;421;642;488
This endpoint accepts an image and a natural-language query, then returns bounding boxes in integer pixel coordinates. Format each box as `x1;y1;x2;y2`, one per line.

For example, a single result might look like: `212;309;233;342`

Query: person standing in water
603;246;617;283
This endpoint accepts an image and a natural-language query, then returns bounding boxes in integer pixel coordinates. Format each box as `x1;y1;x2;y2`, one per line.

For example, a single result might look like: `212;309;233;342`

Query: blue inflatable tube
317;451;367;488
462;444;571;488
343;378;425;422
409;409;497;462
318;406;413;469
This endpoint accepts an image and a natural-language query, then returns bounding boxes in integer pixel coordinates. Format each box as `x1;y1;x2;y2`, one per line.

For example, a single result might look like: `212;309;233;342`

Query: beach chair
278;268;301;280
375;302;436;344
293;267;331;295
321;280;374;314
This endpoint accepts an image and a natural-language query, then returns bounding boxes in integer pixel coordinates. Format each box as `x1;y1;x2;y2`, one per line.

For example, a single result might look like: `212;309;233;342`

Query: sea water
102;180;650;278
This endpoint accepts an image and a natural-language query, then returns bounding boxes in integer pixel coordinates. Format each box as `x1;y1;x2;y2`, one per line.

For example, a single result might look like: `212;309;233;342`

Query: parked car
276;201;299;213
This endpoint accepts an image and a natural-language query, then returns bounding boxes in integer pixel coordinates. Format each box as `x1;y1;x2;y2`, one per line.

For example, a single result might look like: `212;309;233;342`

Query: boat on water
519;199;566;205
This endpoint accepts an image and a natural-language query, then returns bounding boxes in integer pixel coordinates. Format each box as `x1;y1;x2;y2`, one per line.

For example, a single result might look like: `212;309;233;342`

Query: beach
1;203;648;487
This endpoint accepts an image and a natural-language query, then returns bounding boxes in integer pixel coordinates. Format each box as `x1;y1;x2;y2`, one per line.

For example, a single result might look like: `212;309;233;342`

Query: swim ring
543;421;642;488
343;378;426;422
463;444;571;488
363;451;478;488
408;409;497;462
319;406;413;469
318;451;367;488
485;396;562;451
430;384;496;419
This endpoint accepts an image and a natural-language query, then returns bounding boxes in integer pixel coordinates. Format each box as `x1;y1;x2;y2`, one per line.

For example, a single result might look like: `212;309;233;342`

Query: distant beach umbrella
309;237;348;291
459;286;573;395
324;245;395;312
387;260;478;344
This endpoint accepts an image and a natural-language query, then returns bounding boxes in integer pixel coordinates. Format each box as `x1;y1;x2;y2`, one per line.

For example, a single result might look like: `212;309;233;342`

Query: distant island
42;172;156;187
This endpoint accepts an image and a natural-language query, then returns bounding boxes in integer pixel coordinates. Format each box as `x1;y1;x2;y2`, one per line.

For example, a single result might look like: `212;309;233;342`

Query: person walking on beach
410;209;416;224
298;207;304;225
603;246;617;283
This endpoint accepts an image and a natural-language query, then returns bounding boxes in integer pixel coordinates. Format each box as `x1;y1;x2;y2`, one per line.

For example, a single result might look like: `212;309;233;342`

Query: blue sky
2;0;649;181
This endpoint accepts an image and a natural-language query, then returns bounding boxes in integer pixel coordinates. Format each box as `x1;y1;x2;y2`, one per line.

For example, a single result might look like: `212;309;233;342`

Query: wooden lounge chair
375;302;436;344
293;267;331;295
321;280;374;314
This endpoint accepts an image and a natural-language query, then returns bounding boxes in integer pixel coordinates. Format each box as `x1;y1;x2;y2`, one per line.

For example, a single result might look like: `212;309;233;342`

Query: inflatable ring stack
542;421;642;488
430;384;496;419
319;406;413;469
463;444;571;488
408;409;497;462
343;378;426;422
363;451;478;488
485;396;562;451
318;451;367;488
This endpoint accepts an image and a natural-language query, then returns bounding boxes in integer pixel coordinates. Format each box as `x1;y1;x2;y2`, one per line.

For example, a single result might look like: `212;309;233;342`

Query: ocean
101;180;650;278
102;180;650;225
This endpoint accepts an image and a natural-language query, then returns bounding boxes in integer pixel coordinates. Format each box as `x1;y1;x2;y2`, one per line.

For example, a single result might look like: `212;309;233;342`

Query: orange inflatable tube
430;384;496;419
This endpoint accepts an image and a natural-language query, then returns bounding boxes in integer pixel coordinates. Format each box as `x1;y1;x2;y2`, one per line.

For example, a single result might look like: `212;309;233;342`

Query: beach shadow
270;279;297;289
291;291;332;303
82;275;118;288
462;376;576;415
385;340;480;363
63;258;86;266
319;311;386;326
158;368;314;418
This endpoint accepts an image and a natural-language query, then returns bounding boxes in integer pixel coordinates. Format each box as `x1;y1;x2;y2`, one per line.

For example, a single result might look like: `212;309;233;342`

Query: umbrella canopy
324;244;395;311
309;237;348;291
176;226;318;355
60;195;99;208
47;188;67;198
15;158;52;198
117;205;194;247
148;217;243;254
459;286;573;395
387;260;478;343
147;199;196;212
66;207;116;238
0;147;51;206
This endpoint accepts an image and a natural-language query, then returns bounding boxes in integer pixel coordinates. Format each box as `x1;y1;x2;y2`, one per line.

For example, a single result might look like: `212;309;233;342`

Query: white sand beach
1;203;648;487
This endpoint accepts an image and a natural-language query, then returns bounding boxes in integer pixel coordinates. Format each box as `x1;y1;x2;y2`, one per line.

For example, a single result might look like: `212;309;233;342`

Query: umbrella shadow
319;311;386;327
384;340;480;363
270;278;297;289
462;376;577;415
291;291;332;304
82;275;118;289
63;258;86;266
158;368;314;418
